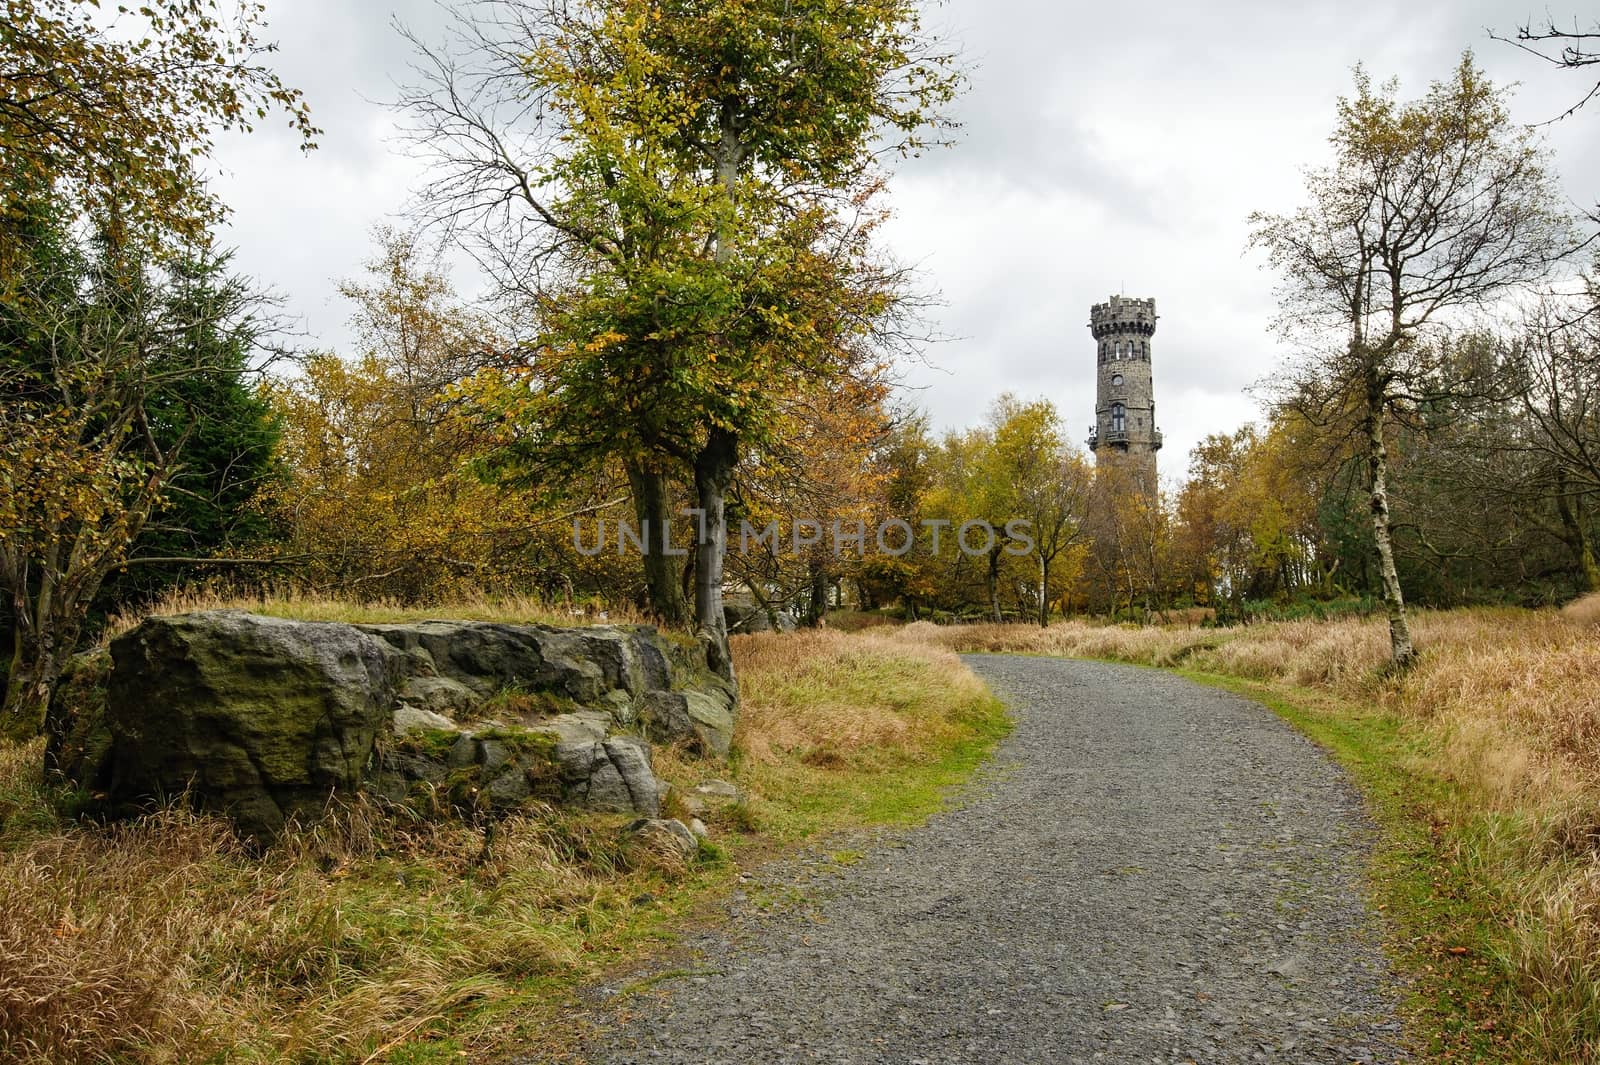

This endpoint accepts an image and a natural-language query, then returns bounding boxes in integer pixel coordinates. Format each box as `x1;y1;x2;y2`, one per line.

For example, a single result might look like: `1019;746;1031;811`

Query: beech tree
403;0;958;674
1250;55;1572;667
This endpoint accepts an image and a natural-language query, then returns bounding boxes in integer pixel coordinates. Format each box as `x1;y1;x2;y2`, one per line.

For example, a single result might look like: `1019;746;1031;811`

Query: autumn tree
0;0;315;251
725;374;892;627
402;0;957;675
1174;418;1331;612
856;412;940;618
268;229;633;604
1249;54;1572;666
0;2;311;736
1084;459;1173;621
988;398;1090;627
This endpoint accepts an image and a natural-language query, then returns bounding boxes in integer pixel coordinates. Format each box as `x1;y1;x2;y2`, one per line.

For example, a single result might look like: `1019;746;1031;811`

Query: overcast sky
207;0;1600;483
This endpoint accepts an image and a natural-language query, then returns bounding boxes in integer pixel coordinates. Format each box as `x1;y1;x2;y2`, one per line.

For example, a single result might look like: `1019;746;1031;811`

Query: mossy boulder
364;618;737;754
104;612;397;838
373;712;663;818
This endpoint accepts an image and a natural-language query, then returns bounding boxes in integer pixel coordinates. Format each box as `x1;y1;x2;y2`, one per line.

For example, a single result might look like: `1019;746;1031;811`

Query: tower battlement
1089;295;1157;339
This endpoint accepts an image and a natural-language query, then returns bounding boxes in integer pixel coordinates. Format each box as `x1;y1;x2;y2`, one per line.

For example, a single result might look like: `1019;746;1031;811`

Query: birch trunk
1364;372;1417;668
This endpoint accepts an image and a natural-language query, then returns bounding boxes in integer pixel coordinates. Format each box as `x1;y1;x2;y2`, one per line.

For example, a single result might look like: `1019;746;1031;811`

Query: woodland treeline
3;0;1600;737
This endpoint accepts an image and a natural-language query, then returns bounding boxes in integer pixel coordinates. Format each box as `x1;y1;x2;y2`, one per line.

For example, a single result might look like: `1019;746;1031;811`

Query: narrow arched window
1112;403;1126;432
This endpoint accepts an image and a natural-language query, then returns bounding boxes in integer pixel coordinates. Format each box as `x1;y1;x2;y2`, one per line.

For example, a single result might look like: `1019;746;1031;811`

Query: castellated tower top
1089;295;1157;339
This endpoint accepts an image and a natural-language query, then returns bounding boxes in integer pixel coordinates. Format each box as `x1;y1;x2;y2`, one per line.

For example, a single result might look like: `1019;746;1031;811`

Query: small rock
483;769;531;805
392;703;458;735
624;817;699;864
478;738;512;773
446;732;477;768
689;817;710;839
694;779;742;803
396;675;480;717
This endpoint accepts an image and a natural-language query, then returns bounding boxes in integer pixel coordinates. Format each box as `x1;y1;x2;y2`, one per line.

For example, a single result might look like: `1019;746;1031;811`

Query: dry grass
104;586;646;642
733;629;992;767
0;783;655;1065
1563;592;1600;627
0;619;1004;1064
898;608;1600;801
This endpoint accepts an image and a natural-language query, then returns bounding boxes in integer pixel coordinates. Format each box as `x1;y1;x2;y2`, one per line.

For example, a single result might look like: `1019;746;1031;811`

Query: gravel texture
572;655;1407;1064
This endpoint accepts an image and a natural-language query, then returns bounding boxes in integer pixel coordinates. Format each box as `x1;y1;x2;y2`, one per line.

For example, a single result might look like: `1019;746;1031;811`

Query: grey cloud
204;0;1600;484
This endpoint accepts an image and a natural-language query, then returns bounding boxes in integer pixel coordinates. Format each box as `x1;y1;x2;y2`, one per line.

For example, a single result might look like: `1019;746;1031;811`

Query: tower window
1111;373;1123;386
1112;403;1126;432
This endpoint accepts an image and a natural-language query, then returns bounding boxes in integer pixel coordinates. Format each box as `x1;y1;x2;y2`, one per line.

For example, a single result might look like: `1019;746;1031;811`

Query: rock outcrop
49;610;737;839
103;612;396;837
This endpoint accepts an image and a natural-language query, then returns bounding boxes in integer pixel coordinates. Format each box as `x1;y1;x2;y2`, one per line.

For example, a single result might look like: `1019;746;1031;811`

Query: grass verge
0;626;1007;1064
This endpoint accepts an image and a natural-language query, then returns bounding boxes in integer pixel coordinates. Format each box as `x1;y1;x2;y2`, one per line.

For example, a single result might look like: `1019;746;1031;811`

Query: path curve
574;656;1406;1064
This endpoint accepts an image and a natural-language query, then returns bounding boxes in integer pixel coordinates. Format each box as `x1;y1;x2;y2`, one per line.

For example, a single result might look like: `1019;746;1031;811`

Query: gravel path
573;655;1406;1064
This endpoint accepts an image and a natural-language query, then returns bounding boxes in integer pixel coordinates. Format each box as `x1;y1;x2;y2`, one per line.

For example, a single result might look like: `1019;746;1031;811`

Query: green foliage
0;184;287;736
408;0;959;635
96;251;285;613
1209;595;1378;627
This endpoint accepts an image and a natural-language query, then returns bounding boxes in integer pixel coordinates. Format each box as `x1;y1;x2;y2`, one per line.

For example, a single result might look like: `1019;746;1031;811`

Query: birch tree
1250;55;1572;667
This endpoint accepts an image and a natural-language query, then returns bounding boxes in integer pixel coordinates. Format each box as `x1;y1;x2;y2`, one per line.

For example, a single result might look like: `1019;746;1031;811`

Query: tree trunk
693;426;737;682
1554;472;1600;594
1580;537;1600;596
987;546;1003;623
625;463;688;625
3;622;59;743
805;558;829;627
1038;554;1050;628
1364;381;1417;668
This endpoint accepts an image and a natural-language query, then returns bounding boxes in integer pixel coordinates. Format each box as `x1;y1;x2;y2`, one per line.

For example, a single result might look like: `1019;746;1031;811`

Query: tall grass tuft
104;586;647;643
1562;592;1600;627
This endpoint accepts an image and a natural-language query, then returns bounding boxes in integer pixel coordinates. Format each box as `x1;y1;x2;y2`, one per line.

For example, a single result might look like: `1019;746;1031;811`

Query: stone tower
1087;295;1161;490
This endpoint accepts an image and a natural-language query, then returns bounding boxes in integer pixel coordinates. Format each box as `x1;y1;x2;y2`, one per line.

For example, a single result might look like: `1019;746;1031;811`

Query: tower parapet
1087;295;1161;489
1089;296;1157;346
